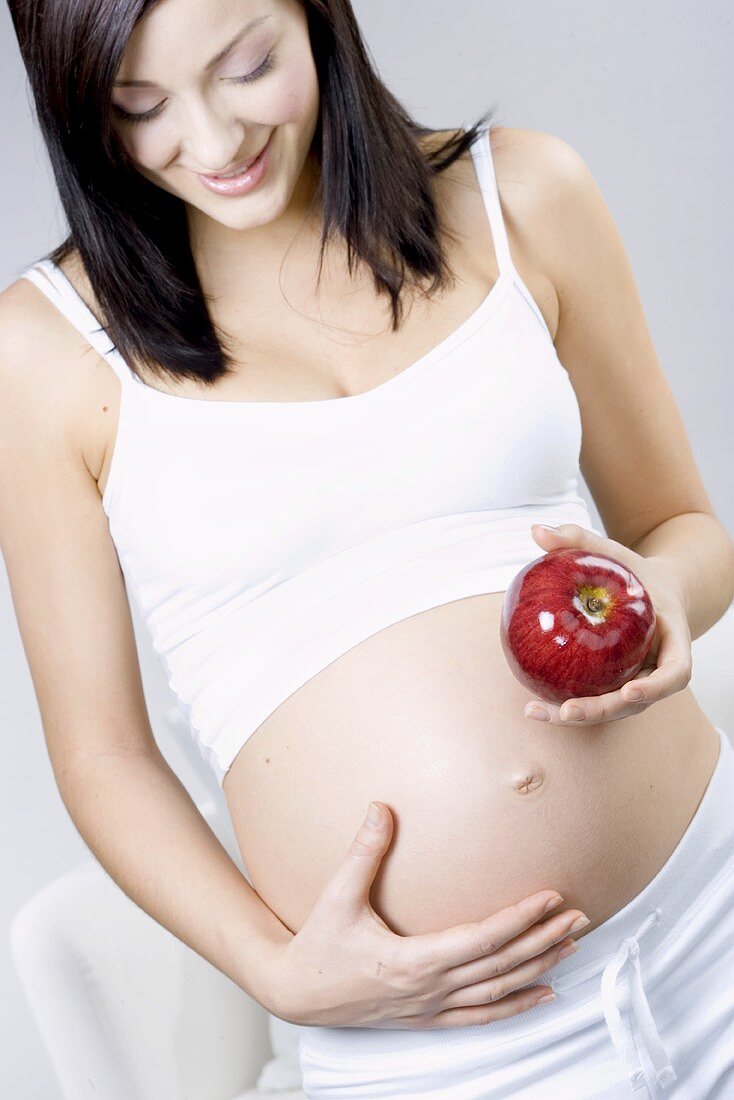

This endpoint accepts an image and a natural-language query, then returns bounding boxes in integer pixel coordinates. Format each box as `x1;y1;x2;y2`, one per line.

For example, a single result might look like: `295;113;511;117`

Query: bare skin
30;121;721;945
3;0;727;1040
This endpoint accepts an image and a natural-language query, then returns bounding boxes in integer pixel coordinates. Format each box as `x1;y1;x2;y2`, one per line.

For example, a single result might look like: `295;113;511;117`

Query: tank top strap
19;258;139;390
470;126;518;281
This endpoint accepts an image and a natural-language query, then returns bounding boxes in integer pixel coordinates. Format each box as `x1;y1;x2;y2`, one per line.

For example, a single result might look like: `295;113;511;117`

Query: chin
201;188;286;231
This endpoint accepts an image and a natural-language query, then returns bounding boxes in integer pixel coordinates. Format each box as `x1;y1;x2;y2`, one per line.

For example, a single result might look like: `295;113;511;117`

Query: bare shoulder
0;257;112;467
487;124;589;226
487;125;598;274
0;275;78;431
488;125;585;194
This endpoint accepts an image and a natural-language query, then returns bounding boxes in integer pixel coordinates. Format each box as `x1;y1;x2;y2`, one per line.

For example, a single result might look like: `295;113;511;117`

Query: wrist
648;554;690;618
218;894;294;1009
630;513;734;641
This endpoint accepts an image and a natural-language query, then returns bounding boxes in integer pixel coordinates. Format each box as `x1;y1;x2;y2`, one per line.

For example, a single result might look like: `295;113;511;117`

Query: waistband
299;726;734;1091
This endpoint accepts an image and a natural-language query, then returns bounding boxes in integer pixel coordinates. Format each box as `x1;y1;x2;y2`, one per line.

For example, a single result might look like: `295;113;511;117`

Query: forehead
115;0;281;86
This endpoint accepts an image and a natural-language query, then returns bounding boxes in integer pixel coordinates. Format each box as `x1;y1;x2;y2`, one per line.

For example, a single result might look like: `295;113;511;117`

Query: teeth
212;154;258;179
215;166;248;179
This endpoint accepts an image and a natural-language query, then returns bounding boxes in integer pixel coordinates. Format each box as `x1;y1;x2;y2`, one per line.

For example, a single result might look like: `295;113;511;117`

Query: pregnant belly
222;592;721;938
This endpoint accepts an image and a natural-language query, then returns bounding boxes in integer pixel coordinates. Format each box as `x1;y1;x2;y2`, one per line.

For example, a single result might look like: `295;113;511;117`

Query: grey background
1;2;732;1095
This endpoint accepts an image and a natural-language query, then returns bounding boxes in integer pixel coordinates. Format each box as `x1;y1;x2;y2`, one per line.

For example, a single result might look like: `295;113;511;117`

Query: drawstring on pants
552;908;677;1093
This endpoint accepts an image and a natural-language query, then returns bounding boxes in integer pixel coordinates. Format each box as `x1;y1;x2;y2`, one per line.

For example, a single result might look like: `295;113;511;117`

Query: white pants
298;725;734;1098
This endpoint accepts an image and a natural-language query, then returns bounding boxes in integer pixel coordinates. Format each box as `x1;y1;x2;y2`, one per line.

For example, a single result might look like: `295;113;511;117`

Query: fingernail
366;802;381;828
569;915;591;932
557;941;579;959
562;705;585;721
536;992;556;1005
626;689;644;701
527;706;550;722
544;894;563;913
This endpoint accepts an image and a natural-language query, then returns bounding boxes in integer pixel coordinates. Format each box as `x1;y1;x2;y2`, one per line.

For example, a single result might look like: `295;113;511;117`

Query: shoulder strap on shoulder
19;259;139;389
470;126;517;279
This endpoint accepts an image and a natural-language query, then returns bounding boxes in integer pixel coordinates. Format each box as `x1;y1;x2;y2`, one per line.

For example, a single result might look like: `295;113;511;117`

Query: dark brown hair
8;0;498;387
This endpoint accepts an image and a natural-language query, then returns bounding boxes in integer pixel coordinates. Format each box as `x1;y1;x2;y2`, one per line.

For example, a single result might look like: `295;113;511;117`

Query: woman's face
111;0;320;232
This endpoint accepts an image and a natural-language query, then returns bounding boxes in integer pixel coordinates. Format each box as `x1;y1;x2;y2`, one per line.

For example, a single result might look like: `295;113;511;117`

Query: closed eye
111;49;276;125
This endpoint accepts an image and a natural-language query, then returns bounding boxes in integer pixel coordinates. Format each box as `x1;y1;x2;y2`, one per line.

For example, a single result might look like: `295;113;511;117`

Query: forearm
630;511;734;641
58;747;288;1006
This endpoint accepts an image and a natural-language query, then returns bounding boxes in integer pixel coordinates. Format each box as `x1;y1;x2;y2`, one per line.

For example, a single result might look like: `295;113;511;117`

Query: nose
179;97;245;174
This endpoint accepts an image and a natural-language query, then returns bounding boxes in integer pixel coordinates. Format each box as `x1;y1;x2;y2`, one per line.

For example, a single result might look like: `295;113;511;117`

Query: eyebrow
114;14;272;88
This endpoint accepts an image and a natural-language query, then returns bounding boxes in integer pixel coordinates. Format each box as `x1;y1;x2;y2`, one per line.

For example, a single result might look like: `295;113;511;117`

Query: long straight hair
8;0;499;388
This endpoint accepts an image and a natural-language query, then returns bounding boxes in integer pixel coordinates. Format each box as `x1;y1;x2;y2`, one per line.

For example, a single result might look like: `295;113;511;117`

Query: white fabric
599;911;676;1091
18;124;601;789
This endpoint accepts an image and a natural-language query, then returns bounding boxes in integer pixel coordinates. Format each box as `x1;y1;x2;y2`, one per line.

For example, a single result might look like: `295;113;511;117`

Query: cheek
116;129;177;174
272;54;320;124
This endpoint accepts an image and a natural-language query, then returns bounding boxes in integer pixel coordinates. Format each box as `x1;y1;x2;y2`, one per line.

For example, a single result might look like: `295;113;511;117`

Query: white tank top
19;126;601;787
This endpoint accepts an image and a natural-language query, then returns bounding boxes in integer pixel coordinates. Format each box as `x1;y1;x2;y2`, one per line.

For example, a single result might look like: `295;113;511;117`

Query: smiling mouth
200;140;269;180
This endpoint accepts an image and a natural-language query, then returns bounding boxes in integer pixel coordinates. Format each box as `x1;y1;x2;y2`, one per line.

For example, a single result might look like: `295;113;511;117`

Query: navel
512;768;546;795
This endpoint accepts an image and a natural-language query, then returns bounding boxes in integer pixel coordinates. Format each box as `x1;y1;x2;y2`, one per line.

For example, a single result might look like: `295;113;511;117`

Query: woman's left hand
522;523;693;726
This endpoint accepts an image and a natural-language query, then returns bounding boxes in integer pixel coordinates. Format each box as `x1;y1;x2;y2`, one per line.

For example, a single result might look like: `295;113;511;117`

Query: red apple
500;547;656;705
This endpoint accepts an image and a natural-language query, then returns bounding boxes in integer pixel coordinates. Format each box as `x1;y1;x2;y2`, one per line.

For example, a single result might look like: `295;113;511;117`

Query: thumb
530;522;638;568
326;802;393;911
530;522;585;546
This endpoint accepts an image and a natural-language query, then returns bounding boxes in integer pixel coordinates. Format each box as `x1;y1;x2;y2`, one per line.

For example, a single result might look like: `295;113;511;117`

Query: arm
58;745;287;1003
0;285;286;1007
628;512;734;642
510;130;734;636
501;129;734;728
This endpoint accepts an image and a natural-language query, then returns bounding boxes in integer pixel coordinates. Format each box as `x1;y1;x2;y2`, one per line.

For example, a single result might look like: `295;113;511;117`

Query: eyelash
112;49;276;125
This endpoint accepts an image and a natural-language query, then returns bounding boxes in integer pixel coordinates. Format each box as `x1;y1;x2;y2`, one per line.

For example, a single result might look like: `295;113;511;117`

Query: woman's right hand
262;801;589;1030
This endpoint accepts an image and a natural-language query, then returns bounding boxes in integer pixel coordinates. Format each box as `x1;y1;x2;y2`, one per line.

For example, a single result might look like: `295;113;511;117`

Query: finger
524;649;675;725
439;937;577;1010
525;684;646;725
444;908;587;985
524;588;692;726
620;613;692;707
321;802;393;912
407;891;566;971
405;983;556;1030
525;614;690;726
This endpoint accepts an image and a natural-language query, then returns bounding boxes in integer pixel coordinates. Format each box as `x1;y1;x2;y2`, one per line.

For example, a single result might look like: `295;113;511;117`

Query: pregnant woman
3;0;734;1096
